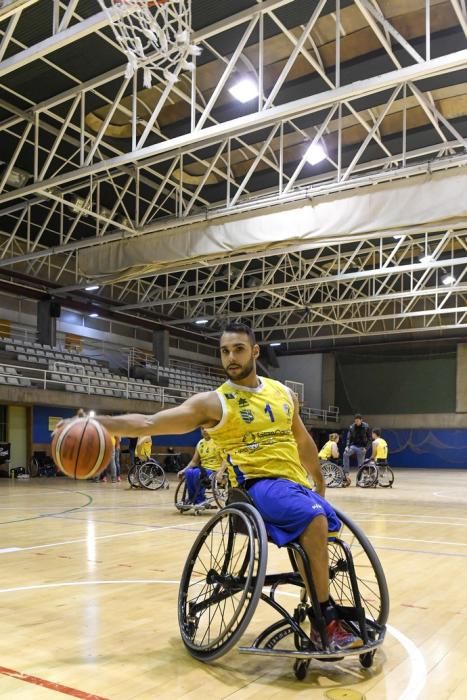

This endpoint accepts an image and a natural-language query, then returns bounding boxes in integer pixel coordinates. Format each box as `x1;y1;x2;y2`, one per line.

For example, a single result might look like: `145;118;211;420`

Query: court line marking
386;624;426;700
0;664;109;699
346;510;467;523
363;534;467;547
0;580;426;700
432;491;467;502
355;517;467;528
0;580;178;594
0;524;185;554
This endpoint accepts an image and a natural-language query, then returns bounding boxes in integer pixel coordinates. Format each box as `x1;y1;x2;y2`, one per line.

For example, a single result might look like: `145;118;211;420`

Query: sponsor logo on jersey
224;393;235;400
239;409;254;424
238;398;249;407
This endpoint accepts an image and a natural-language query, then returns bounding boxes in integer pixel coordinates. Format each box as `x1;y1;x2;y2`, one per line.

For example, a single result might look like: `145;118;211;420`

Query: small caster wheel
293;659;309;681
359;651;374;668
293;605;307;624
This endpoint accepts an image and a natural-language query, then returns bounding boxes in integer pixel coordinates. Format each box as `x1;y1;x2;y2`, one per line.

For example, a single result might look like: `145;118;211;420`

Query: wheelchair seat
178;484;389;679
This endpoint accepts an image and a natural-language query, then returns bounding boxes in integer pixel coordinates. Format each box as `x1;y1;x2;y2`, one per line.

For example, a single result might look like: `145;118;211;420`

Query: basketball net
98;0;201;88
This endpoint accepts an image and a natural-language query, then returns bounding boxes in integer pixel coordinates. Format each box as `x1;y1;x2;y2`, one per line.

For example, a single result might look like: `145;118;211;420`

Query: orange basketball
51;418;113;480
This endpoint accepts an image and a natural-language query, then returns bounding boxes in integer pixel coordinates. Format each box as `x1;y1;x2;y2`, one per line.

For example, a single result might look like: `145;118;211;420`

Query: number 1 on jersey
264;403;275;422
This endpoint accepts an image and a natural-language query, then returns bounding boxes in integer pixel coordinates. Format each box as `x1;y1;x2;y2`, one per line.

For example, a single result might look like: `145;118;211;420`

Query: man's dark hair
221;322;256;345
372;428;381;437
354;413;362;419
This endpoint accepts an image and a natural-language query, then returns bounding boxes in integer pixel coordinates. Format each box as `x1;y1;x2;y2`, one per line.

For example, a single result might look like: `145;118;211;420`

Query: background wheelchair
178;488;389;680
357;459;394;488
174;469;229;514
320;460;346;488
127;458;168;490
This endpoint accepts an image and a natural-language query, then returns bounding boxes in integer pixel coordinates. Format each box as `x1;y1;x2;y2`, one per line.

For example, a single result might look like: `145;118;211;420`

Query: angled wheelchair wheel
321;461;345;488
127;464;140;488
356;464;378;488
138;459;166;490
174;477;190;511
211;472;229;508
378;465;394;488
178;502;267;661
330;507;389;627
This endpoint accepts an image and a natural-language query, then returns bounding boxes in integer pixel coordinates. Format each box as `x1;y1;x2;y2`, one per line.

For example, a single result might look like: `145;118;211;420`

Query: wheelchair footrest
238;636;383;661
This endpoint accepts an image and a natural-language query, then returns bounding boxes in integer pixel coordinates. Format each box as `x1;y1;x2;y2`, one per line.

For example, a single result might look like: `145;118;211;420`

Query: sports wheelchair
320;460;346;488
178;488;389;680
357;459;394;488
174;468;229;515
127;458;169;490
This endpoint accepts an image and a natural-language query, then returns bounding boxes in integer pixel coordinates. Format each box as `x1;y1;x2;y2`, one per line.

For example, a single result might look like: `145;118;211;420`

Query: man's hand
215;464;228;484
177;467;187;480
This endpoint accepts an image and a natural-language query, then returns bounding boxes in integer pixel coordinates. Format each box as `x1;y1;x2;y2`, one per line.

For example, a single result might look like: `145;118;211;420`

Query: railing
0;362;183;408
301;405;340;423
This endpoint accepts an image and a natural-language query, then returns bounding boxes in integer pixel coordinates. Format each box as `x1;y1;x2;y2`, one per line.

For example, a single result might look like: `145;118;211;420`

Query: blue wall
33;405;76;443
32;405;201;448
384;429;467;469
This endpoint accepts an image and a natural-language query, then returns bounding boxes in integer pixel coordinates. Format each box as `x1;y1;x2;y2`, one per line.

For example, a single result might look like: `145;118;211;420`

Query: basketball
51;418;113;480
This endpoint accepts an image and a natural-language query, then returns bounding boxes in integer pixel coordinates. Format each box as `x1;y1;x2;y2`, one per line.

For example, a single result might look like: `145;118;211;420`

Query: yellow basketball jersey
374;438;388;460
318;440;334;460
206;377;309;488
197;438;222;471
136;438;151;460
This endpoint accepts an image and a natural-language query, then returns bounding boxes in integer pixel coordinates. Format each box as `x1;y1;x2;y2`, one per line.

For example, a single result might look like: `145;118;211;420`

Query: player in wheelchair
174;429;228;513
91;322;388;677
318;432;348;488
356;428;394;488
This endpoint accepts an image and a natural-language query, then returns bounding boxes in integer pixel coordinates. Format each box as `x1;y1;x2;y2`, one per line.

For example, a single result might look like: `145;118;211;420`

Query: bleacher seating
0;337;221;405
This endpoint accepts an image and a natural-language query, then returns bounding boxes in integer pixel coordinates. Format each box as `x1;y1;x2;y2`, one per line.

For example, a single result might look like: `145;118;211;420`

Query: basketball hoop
98;0;201;88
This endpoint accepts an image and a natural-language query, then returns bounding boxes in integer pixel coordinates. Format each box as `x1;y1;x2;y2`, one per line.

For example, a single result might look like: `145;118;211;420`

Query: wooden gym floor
0;469;466;700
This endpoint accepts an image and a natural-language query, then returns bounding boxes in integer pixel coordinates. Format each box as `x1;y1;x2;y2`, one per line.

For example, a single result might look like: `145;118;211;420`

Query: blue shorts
247;478;341;547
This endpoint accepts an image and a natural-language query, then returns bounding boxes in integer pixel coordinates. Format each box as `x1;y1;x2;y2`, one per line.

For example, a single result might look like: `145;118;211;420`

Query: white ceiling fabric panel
79;165;467;281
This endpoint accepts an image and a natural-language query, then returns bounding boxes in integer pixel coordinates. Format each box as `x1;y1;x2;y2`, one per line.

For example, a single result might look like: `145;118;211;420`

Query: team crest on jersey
239;408;254;424
238;398;249;407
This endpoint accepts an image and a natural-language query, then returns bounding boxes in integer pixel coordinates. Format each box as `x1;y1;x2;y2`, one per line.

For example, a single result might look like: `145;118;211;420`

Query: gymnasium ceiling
0;0;467;352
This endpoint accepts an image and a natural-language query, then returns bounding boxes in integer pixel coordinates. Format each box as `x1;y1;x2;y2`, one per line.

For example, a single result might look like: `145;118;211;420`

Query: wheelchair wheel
356;464;378;488
178;502;267;661
378;465;394;488
211;472;229;508
138;459;166;490
174;477;190;511
127;464;140;488
320;461;345;488
330;507;389;627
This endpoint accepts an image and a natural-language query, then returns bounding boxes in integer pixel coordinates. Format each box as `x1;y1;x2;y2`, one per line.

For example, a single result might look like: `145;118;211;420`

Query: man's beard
225;357;255;381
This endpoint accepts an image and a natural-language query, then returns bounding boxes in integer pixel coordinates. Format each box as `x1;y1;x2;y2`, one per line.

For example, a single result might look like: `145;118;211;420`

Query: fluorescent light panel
228;78;258;103
85;285;99;291
305;143;326;165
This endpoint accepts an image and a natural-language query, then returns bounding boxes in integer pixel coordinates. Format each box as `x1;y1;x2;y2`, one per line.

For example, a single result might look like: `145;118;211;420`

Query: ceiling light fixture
85;285;100;291
228;77;259;103
5;167;31;188
441;273;456;285
195;319;209;325
305;142;327;165
269;342;282;347
89;312;99;318
418;253;434;265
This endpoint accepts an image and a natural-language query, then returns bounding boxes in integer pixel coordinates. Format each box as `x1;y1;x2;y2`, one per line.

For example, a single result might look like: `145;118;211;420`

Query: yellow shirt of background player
197;438;223;471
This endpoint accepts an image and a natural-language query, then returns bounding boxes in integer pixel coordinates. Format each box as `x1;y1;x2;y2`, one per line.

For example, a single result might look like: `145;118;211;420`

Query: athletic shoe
311;619;363;650
343;475;351;487
117;476;121;482
101;476;107;483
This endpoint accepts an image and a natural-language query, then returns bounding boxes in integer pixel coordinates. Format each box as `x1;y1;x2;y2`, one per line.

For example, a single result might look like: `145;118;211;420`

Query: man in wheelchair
92;322;363;651
177;429;223;509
